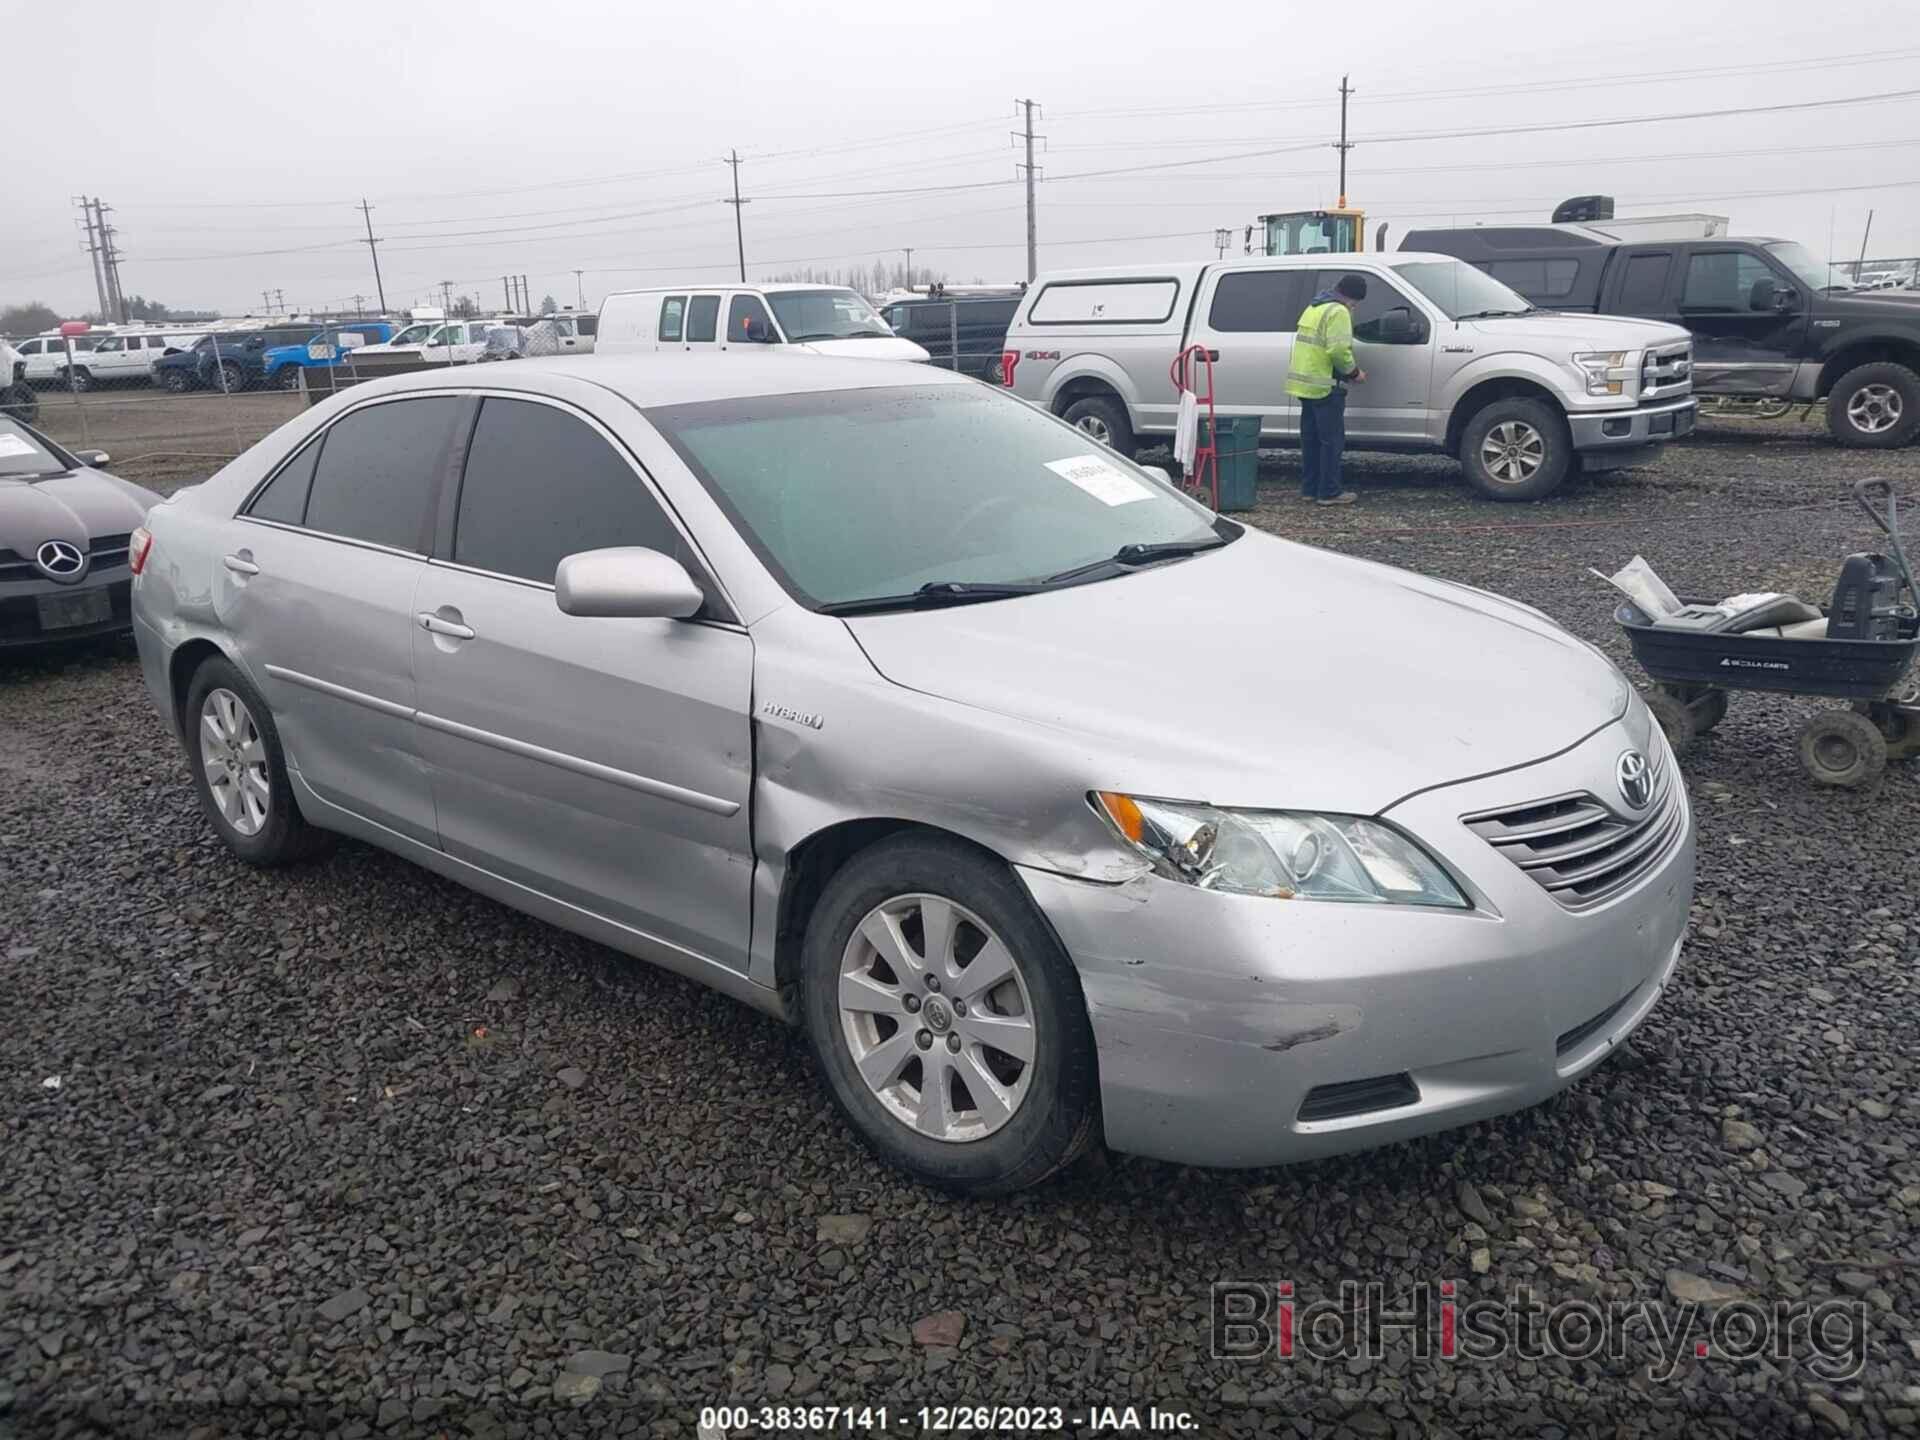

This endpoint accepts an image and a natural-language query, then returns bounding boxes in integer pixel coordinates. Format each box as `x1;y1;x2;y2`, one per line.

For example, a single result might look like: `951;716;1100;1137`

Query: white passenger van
596;284;929;362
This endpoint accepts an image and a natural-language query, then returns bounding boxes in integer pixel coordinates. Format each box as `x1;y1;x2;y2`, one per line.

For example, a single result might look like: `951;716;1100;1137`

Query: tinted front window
649;385;1220;608
764;289;888;342
1311;271;1425;341
1208;271;1310;332
248;437;321;524
1682;251;1780;312
686;295;720;343
454;398;680;585
1391;260;1532;319
728;294;775;342
577;315;597;337
303;397;459;550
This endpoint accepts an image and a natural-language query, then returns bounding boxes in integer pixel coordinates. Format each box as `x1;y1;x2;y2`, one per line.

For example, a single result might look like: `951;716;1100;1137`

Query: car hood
845;531;1626;814
1;467;158;546
1465;312;1692;349
790;336;932;362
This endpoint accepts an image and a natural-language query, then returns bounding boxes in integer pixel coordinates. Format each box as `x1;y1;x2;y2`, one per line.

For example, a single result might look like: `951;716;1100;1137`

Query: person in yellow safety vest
1285;274;1370;506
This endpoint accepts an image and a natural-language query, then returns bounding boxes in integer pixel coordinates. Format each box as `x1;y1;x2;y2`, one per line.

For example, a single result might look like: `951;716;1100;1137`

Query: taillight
1000;349;1019;387
128;526;154;576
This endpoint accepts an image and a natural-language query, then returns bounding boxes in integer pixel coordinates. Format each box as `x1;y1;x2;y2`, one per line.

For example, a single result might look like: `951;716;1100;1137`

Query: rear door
221;394;461;843
1186;266;1311;439
409;393;755;970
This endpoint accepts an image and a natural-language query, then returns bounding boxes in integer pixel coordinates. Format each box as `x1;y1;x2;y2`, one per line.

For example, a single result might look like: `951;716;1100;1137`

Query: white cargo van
596;284;928;362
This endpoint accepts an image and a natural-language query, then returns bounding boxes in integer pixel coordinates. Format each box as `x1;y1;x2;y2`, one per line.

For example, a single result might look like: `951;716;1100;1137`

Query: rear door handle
223;553;259;576
416;611;475;640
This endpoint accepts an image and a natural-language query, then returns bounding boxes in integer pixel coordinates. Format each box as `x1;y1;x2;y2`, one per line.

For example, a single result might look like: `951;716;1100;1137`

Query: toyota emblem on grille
35;539;85;582
1616;750;1653;810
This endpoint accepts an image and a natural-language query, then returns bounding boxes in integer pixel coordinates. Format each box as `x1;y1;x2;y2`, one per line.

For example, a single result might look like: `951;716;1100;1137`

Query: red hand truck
1170;344;1219;511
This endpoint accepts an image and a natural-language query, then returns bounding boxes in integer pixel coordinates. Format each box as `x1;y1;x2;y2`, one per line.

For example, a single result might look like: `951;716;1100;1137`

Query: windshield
765;289;891;342
1765;240;1847;291
0;418;70;478
648;384;1224;608
1394;259;1535;319
391;323;435;345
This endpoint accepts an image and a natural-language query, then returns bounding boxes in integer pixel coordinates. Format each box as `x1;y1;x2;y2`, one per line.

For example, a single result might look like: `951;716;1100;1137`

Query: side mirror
1748;278;1777;312
1373;306;1424;343
1772;285;1798;313
555;546;704;619
741;317;775;343
73;449;111;467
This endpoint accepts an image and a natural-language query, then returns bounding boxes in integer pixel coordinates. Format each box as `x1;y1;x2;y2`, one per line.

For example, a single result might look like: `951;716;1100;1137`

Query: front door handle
223;553;259;576
416;611;475;640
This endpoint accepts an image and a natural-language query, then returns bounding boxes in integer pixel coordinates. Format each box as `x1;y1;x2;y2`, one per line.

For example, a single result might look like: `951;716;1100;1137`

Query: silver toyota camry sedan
131;356;1693;1194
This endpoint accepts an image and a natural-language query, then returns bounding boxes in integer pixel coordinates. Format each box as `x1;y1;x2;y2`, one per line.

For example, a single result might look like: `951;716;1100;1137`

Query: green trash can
1199;415;1262;511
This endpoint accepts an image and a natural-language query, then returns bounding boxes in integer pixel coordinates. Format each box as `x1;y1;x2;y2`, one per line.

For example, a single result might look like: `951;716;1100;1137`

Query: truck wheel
1062;395;1136;457
1827;362;1920;448
61;366;94;393
161;368;192;393
0;383;37;425
274;366;304;391
217;361;248;392
1798;709;1886;788
1460;398;1572;501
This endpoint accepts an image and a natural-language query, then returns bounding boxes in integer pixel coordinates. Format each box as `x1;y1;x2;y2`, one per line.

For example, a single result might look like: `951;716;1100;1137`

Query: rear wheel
61;366;94;393
1827;362;1920;448
1061;395;1136;458
1459;398;1572;500
800;833;1098;1196
185;655;330;865
1797;709;1887;788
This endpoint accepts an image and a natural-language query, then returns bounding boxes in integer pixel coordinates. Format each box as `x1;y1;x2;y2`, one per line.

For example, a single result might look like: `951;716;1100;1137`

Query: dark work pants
1299;389;1347;499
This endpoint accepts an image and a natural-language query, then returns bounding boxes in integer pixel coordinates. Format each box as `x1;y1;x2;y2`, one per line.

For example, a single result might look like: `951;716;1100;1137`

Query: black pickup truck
1402;225;1920;449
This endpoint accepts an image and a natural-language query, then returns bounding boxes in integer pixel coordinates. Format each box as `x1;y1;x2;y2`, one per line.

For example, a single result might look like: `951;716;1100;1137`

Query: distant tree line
2;296;216;336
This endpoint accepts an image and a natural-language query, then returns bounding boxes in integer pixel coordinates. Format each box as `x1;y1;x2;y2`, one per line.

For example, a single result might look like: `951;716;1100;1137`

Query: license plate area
35;587;111;630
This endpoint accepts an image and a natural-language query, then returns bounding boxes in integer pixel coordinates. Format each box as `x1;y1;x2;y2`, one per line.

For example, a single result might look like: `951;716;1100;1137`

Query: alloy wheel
1481;420;1545;483
1847;383;1904;435
1075;414;1113;446
837;893;1036;1143
199;687;271;836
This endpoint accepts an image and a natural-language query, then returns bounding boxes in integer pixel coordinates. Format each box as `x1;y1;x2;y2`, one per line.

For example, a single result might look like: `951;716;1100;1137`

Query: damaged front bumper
1016;717;1695;1169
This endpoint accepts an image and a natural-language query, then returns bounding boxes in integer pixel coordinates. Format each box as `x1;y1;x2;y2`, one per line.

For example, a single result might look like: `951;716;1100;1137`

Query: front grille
0;534;132;584
1556;990;1634;1057
1641;343;1693;399
1463;745;1684;910
1297;1072;1421;1123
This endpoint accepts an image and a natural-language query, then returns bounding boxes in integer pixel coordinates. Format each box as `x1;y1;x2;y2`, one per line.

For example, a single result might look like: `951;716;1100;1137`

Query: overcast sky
6;0;1919;320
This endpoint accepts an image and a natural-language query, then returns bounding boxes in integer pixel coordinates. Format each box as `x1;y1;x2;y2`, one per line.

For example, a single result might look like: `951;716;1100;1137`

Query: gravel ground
4;419;1918;1439
29;387;307;496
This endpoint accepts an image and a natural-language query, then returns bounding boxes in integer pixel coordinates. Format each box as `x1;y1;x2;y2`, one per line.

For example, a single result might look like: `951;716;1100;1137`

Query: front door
1313;269;1436;443
1674;248;1809;396
221;394;462;844
409;393;755;971
1186;267;1310;439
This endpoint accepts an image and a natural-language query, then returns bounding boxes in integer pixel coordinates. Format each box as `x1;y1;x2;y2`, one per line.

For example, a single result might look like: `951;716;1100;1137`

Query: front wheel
800;833;1099;1196
1827;362;1920;448
1459;398;1572;500
61;367;94;393
1061;395;1136;458
161;367;192;393
217;361;248;392
274;365;304;391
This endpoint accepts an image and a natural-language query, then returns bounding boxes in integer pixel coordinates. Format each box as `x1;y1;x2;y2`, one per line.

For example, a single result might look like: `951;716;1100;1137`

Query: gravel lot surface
4;418;1918;1439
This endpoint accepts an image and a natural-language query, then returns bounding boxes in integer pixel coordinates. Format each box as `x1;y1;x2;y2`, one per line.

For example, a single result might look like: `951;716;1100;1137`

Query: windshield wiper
818;580;1051;616
1454;307;1535;320
1043;535;1228;585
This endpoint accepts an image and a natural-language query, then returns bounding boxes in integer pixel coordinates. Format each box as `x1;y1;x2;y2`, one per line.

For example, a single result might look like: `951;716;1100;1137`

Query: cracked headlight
1573;350;1631;397
1093;792;1469;907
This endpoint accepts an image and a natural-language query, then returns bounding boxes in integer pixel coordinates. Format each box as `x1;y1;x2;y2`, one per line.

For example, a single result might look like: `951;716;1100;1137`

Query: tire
1459;398;1573;501
1796;709;1887;789
61;366;94;393
1691;688;1729;734
799;832;1099;1196
184;655;331;865
1062;394;1136;457
0;382;37;425
217;361;248;393
1643;688;1697;755
161;367;192;393
274;365;304;391
1827;362;1920;449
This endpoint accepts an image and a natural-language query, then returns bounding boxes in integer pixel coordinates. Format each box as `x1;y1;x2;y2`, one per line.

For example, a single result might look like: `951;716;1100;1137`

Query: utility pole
94;199;129;322
353;293;366;317
502;277;513;313
262;290;274;314
358;199;389;315
902;248;914;289
1857;209;1876;274
1335;75;1355;208
1014;100;1043;283
723;150;749;282
520;275;530;313
440;279;454;315
573;268;585;308
75;197;111;321
273;288;285;314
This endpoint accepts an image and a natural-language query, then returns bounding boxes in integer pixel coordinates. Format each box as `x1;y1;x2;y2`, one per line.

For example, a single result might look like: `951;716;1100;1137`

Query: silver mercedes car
2;416;158;649
131;356;1693;1194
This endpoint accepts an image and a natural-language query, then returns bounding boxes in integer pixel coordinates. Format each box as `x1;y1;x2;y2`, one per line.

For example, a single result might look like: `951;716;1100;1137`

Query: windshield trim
644;385;1229;615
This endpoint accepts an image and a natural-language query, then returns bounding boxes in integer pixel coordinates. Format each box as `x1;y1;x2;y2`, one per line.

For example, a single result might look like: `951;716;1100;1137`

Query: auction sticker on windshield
0;434;39;459
1045;454;1152;506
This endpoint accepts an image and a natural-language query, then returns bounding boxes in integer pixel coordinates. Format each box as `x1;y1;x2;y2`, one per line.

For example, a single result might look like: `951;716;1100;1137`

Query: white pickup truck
1002;252;1696;500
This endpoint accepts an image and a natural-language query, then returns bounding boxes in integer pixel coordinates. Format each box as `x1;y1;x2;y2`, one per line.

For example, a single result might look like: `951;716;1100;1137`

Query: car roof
334;353;977;407
604;282;863;298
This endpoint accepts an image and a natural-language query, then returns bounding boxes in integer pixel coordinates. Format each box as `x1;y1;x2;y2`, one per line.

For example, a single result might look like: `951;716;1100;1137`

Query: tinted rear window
303;397;459;550
1207;271;1311;332
247;437;321;524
